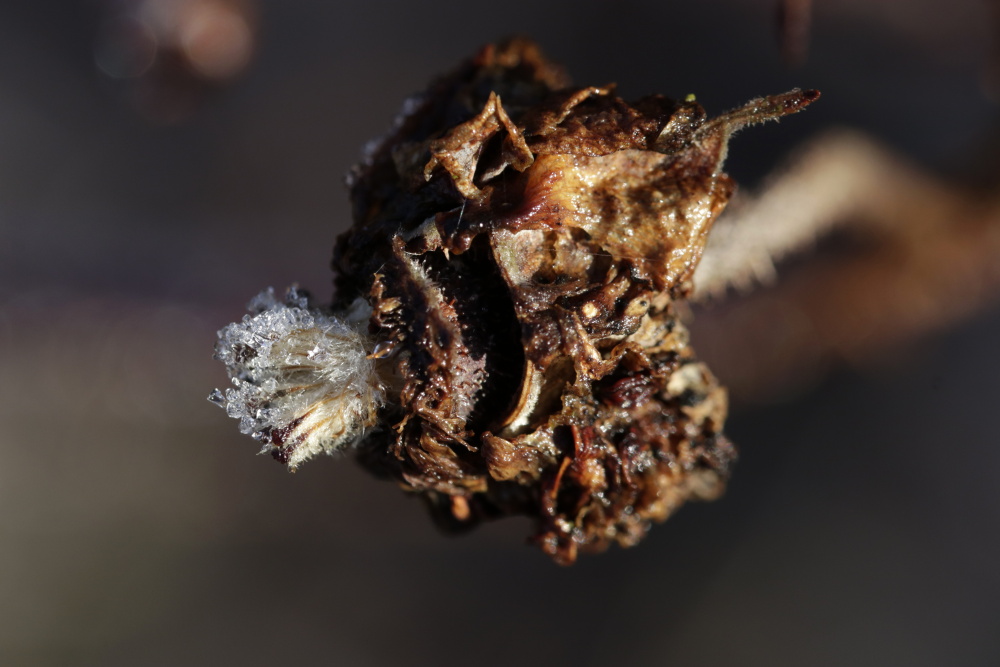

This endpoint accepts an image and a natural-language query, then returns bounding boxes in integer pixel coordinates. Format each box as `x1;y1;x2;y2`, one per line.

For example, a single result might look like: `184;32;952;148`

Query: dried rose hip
213;38;817;564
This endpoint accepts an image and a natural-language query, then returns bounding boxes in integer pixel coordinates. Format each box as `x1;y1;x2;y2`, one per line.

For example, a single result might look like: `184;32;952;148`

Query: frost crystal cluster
210;287;382;469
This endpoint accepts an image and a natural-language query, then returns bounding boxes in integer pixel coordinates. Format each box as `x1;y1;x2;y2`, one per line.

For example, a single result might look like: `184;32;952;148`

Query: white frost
210;286;382;469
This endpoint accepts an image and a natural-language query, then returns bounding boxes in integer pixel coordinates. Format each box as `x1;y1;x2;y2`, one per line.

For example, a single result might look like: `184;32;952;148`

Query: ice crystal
211;286;383;469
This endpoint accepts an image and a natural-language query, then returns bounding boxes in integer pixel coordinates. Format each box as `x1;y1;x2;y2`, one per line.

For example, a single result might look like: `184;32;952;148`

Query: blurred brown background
2;1;999;665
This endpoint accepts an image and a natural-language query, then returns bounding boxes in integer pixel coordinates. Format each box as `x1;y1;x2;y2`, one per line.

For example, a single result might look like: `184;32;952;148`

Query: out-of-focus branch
691;130;1000;401
776;0;812;66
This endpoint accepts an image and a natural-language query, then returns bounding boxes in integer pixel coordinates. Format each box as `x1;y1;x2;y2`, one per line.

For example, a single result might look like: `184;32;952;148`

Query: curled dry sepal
211;39;818;564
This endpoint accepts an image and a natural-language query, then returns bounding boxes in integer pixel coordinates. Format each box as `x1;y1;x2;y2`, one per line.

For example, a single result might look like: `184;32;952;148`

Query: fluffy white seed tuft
210;286;382;470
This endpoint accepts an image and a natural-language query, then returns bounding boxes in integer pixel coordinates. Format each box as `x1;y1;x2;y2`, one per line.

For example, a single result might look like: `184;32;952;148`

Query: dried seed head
210;287;383;469
212;38;816;563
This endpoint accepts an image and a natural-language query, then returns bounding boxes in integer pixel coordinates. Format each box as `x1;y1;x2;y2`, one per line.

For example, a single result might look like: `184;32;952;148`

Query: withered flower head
212;38;817;564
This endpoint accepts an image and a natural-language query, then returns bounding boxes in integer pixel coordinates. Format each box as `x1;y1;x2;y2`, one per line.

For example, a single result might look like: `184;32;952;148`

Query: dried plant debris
212;39;817;564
